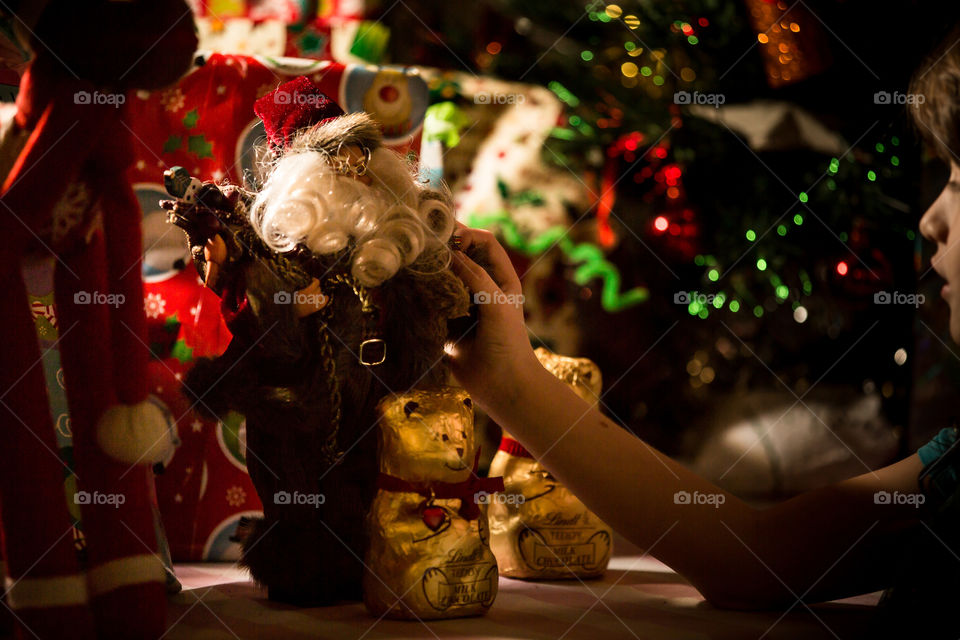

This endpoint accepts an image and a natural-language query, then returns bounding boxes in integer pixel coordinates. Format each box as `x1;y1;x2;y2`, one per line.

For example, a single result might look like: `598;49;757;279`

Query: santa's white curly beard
249;147;454;287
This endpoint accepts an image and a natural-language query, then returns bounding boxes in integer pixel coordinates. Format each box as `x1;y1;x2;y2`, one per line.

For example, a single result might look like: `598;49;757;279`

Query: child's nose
920;202;949;244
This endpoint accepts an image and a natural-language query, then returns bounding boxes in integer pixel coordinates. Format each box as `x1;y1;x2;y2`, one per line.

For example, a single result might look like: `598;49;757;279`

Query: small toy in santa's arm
0;1;195;639
162;76;504;614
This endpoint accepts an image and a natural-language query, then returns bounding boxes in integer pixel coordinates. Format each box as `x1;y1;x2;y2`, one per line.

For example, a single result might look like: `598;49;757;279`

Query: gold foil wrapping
488;348;613;579
363;387;499;619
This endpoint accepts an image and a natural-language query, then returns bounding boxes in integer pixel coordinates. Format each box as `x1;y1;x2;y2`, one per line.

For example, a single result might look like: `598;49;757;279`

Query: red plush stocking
0;259;96;639
0;61;172;639
55;229;166;639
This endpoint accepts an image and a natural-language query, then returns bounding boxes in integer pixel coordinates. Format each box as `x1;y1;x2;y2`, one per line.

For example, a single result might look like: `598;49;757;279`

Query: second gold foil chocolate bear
488;348;613;579
364;387;503;619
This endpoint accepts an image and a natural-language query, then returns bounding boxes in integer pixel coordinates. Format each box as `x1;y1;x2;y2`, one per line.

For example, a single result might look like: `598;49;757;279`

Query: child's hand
446;226;541;411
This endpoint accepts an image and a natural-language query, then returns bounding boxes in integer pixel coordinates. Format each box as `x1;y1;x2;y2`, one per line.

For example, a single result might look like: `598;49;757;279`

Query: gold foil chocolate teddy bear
488;348;613;579
364;387;503;619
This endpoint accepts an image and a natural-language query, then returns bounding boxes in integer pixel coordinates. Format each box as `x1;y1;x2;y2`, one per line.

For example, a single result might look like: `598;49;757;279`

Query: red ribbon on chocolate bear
376;448;505;521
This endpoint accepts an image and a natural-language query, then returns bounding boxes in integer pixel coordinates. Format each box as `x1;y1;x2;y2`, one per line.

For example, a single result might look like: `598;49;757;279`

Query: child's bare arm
447;228;926;609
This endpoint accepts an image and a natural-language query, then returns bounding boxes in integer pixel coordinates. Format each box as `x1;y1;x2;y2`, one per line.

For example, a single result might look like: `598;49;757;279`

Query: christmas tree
383;0;960;464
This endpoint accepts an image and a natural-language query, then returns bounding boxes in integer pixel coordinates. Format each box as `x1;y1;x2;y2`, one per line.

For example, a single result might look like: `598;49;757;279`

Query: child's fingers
450;249;499;294
453;222;473;249
452;225;522;296
450;251;502;300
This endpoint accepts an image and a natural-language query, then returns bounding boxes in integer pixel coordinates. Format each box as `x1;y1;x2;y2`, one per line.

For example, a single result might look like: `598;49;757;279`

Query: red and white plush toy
0;1;195;638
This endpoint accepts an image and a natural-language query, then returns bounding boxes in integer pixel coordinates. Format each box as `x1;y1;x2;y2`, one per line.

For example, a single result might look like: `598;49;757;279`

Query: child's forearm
447;232;918;607
485;358;762;602
485;358;922;608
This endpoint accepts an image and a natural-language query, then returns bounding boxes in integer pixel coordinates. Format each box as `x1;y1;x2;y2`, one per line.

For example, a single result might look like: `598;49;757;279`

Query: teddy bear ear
403;401;420;417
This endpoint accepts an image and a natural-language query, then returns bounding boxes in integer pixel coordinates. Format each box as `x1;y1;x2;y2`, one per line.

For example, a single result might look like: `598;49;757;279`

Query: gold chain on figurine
324;272;386;366
317;319;344;466
315;271;387;465
325;272;375;312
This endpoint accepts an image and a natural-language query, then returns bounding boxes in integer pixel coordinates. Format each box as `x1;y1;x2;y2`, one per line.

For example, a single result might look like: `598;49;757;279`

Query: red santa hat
254;76;346;150
254;76;382;156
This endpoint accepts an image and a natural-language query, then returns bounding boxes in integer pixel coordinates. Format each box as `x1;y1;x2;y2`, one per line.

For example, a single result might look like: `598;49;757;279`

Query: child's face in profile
921;160;960;343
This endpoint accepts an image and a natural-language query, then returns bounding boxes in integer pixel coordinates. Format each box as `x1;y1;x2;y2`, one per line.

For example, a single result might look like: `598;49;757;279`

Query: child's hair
910;25;960;162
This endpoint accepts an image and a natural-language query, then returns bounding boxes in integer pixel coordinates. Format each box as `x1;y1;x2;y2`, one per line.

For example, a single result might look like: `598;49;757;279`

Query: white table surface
166;551;879;639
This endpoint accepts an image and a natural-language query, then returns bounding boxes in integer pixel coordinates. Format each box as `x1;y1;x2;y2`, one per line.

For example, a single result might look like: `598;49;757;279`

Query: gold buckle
359;338;386;366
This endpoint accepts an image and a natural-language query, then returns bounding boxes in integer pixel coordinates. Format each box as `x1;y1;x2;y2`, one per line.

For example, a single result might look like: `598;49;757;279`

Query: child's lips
943;283;952;300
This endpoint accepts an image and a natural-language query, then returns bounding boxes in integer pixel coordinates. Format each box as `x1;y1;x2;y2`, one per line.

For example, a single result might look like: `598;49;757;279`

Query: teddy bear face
377;387;475;483
534;347;602;405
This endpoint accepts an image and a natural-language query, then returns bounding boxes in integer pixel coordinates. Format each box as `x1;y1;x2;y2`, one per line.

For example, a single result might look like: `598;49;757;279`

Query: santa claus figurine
165;75;472;605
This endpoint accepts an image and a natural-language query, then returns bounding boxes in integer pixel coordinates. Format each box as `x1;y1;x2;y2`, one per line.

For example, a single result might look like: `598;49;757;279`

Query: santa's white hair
249;140;455;288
